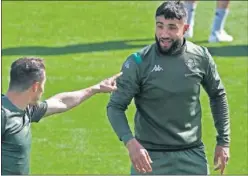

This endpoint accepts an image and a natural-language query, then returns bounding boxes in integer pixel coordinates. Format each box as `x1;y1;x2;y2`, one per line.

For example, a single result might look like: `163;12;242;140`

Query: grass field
1;1;248;175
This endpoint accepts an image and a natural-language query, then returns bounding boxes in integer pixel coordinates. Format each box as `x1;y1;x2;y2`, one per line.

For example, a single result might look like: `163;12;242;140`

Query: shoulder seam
185;45;208;60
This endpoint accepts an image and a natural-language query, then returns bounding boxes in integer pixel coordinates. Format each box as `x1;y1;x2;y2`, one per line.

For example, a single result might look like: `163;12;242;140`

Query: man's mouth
160;39;172;48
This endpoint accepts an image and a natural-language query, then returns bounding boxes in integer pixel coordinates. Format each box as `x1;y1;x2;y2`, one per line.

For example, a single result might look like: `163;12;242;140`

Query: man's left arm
201;47;230;147
201;47;230;174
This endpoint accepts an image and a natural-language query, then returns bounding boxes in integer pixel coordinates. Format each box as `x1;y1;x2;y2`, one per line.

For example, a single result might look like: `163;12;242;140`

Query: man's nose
160;29;170;38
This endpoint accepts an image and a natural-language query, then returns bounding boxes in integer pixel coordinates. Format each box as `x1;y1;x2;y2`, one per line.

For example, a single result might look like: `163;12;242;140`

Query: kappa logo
151;65;163;72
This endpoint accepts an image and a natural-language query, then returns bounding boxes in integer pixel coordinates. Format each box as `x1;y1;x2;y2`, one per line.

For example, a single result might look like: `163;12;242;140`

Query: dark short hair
155;1;187;21
9;57;46;92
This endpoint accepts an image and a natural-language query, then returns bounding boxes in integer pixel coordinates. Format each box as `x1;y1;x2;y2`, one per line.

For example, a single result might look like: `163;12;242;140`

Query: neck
170;37;185;55
6;90;30;110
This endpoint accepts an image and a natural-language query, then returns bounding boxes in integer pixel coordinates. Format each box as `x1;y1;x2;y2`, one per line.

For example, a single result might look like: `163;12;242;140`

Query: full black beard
155;35;183;55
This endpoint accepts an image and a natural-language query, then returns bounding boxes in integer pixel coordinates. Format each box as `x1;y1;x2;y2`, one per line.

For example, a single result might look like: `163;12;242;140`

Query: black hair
155;1;187;21
9;57;45;92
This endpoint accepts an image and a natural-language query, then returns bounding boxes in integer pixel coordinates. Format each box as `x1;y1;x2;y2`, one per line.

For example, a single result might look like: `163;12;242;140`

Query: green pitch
2;1;247;175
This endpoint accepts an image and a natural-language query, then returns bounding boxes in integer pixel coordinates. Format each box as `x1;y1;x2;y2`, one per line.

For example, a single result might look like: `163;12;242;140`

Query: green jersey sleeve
201;47;230;147
30;101;48;123
107;54;141;145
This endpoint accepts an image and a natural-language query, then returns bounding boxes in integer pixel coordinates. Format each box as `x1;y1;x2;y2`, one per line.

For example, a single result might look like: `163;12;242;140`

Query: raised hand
92;72;123;93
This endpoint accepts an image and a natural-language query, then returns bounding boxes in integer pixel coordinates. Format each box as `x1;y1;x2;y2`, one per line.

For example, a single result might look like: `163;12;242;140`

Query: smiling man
107;1;230;175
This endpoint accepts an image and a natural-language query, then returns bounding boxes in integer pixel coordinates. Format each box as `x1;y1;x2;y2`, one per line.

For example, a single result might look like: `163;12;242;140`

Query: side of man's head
9;57;46;104
155;1;189;54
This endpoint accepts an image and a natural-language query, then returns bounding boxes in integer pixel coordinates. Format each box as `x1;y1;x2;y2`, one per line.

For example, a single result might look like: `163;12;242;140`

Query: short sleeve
29;101;48;122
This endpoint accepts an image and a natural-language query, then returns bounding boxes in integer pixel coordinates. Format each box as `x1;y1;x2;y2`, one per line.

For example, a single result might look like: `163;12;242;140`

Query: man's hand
92;72;122;93
214;145;230;175
126;138;153;174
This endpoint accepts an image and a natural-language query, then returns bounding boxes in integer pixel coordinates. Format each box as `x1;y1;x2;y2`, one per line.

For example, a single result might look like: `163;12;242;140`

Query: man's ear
31;82;40;92
183;24;190;34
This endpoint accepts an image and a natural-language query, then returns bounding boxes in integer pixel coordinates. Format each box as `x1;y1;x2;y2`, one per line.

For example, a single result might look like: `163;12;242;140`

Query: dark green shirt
1;94;47;175
107;40;230;150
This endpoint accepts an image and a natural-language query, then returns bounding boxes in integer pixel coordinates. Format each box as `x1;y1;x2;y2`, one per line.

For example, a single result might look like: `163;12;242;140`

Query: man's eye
157;25;163;29
168;26;177;30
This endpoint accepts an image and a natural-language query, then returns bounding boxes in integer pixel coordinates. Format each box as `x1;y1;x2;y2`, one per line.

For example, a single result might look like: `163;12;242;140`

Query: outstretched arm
43;72;122;117
44;86;98;117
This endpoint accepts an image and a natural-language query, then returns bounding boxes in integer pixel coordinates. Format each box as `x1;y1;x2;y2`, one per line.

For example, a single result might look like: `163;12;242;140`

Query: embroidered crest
185;58;196;69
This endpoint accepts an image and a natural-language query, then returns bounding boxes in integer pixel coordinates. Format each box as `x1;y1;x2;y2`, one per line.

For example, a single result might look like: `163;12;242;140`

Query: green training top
1;94;47;175
107;39;230;150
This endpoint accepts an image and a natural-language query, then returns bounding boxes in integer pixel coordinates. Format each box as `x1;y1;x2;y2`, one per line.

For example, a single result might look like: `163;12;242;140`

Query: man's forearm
210;94;230;147
54;87;97;108
45;86;98;116
107;104;134;145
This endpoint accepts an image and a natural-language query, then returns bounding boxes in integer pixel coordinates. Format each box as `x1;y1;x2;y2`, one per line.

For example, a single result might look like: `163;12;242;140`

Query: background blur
1;1;247;174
